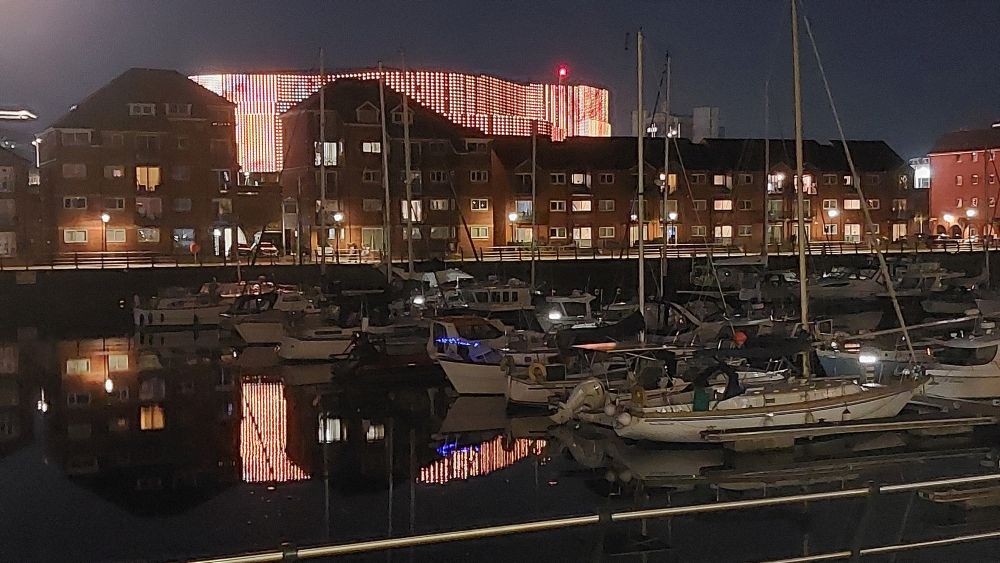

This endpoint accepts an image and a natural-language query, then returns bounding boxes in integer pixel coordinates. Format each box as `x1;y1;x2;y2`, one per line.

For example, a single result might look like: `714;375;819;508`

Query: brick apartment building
0;146;44;261
35;68;278;260
927;126;1000;239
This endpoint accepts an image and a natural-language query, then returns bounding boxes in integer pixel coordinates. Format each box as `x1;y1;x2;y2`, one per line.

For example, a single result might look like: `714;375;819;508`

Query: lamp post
667;211;678;244
100;211;110;252
508;211;518;244
333;211;344;263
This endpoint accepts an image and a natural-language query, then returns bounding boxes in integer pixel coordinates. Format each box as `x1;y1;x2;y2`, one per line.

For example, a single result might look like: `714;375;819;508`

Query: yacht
132;292;230;329
276;326;354;361
224;290;323;345
536;291;596;332
922;322;1000;399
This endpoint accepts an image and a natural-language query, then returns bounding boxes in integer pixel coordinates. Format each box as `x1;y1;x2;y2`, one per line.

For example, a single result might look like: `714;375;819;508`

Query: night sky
1;0;998;158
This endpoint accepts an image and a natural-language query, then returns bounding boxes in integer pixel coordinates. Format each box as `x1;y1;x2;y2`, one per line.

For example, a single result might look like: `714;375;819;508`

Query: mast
636;30;645;335
401;53;415;274
378;62;393;284
791;0;810;377
530;120;538;289
319;47;327;275
763;79;770;259
659;53;671;299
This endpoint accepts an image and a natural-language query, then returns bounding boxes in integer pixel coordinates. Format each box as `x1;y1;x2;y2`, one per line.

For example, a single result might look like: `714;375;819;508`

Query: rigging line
799;0;915;363
672;135;736;337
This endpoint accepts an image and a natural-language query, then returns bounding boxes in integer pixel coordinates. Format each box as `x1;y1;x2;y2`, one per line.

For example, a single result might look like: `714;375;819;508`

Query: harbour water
4;317;1000;562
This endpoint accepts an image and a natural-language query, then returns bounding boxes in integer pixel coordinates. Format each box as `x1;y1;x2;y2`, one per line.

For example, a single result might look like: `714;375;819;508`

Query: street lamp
100;211;110;252
827;208;839;218
966;208;978;218
332;212;344;262
943;213;955;224
667;211;678;244
508;211;518;244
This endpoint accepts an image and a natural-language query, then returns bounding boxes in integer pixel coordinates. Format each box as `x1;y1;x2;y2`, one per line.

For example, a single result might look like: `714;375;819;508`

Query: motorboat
922;323;1000;399
536;291;597;332
132;292;230;330
225;290;323;345
277;326;354;362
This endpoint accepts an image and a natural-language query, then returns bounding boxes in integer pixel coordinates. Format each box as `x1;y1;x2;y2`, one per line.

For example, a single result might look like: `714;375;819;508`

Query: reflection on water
420;435;546;485
2;327;1000;562
239;379;308;483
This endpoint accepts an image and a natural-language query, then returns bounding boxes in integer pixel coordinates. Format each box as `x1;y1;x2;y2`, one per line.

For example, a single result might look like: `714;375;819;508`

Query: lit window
972;174;980;185
714;225;733;239
550;200;567;212
470;170;489;183
104;165;125;179
401;200;423;222
549;227;567;239
165;103;191;116
571;200;592;212
63;196;87;209
136;166;161;191
571;173;589;185
215;169;232;190
470;226;489;239
314;142;339;166
713;199;733;211
138;228;160;243
823;224;838;236
973;152;980;162
867;199;880;210
63;229;87;244
844;199;861;210
362;141;381;154
106;228;126;243
599;226;615;238
471;198;489;211
140;405;165;430
430;198;451;211
956;198;963;207
713;174;728;187
955;175;963;186
66;359;90;375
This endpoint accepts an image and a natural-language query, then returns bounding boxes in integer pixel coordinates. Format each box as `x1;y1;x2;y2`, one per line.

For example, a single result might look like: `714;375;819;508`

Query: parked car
237;241;280;257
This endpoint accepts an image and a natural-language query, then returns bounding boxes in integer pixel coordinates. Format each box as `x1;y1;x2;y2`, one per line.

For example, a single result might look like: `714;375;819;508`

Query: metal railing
190;472;1000;563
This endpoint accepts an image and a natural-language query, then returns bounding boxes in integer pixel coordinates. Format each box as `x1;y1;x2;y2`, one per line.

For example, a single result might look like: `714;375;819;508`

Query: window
66;359;91;375
714;199;733;211
571;173;590;186
822;199;838;210
61;131;91;146
738;225;753;237
714;225;733;240
823;224;838;236
972;174;980;185
516;173;533;187
598;199;615;212
62;163;87;179
549;227;567;239
956;175;963;186
430;226;456;240
599;173;615;184
470;170;489;183
176;136;189;150
401;199;423;222
956;198;964;208
738;200;752;211
135;197;163;219
104;197;125;210
823;174;837;185
137;228;160;243
844;175;854;186
513;227;533;242
893;199;907;211
665;199;679;216
844;199;861;210
739;173;753;185
428;141;447;155
106;228;126;244
313;141;339;166
172;228;195;250
163;103;190;117
973;152;980;162
550;200;567;212
470;226;490;239
362;141;381;154
215;169;233;190
63;229;88;244
693;200;707;211
599;226;616;238
140;405;165;431
430;170;448;183
362;199;382;212
867;199;881;210
362;169;380;184
129;103;155;116
691;173;706;184
572;200;592;212
471;198;489;211
173;198;192;212
713;174;728;187
466;140;488;153
171;165;191;182
136;166;161;191
515;200;533;218
430;198;452;211
550;173;566;185
692;225;707;237
971;197;980;208
136;134;159;152
212;198;232;217
104;165;125;179
63;196;87;209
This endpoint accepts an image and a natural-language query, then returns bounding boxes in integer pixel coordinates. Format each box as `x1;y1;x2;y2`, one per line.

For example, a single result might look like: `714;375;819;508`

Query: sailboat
554;11;921;443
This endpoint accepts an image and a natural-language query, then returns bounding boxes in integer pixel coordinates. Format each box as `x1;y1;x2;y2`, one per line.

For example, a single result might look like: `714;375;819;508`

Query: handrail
189;472;1000;563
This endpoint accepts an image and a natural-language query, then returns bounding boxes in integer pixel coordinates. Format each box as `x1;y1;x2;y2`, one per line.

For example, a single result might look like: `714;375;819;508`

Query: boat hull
235;322;287;345
133;304;229;329
922;371;1000;400
277;335;352;361
439;359;507;395
615;385;916;443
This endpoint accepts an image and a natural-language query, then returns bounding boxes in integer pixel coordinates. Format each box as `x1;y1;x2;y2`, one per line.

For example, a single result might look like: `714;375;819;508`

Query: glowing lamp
213;228;222;237
508;212;519;222
858;353;879;365
967;208;978;218
104;377;114;394
630;213;639;221
333;211;344;223
943;213;955;223
548;310;562;321
100;212;111;223
668;211;678;221
412;295;426;306
558;66;568;79
827;209;839;218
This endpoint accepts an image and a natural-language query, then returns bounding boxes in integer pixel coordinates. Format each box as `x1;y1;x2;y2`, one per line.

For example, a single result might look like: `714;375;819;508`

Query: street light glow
333;211;344;223
100;212;111;223
668;211;678;221
943;213;955;223
966;208;978;218
508;211;518;222
827;208;839;218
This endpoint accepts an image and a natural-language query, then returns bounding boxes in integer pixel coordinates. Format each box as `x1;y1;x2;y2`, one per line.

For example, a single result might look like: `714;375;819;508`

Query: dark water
4;325;1000;562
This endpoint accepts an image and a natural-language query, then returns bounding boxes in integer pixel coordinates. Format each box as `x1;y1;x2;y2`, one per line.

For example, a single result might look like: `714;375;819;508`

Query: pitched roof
930;128;1000;154
50;68;233;130
284;78;481;140
0;146;30;167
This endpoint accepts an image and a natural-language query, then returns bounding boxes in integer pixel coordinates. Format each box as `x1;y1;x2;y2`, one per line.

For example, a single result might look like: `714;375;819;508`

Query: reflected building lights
240;380;309;483
419;435;546;485
191;70;611;172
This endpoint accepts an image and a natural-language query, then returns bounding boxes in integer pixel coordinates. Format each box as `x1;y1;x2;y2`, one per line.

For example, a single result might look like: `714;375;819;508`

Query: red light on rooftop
558;66;568;78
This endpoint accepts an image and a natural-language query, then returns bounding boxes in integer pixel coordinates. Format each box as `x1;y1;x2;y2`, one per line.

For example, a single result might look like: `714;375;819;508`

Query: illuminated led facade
419;435;545;485
191;70;611;172
240;380;309;483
